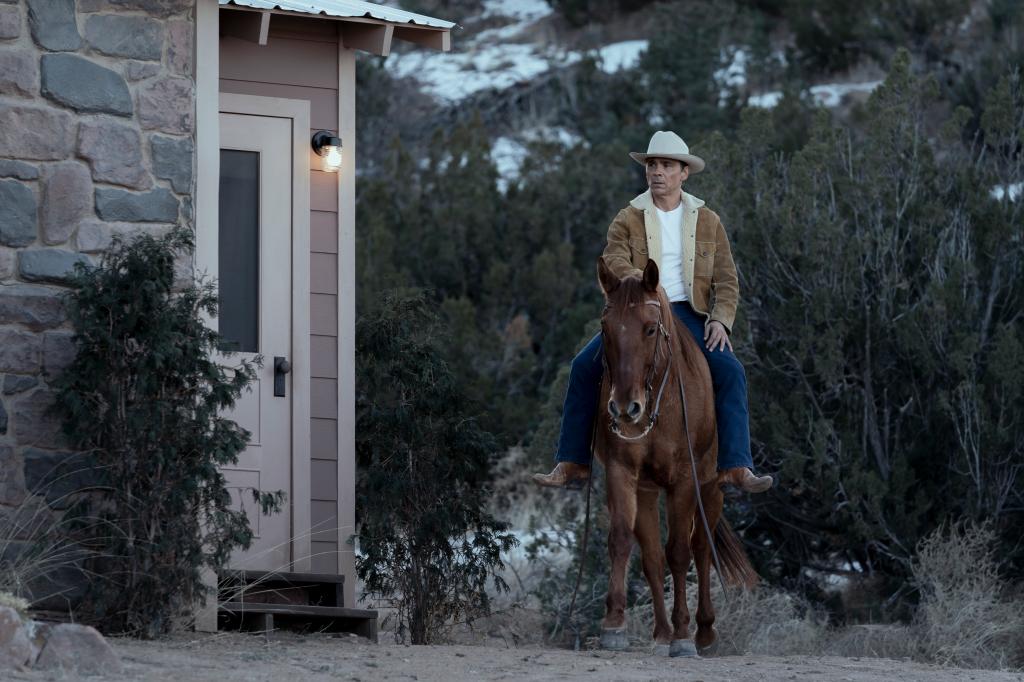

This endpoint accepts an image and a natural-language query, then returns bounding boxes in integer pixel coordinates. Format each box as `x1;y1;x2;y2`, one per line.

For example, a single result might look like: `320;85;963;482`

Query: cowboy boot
532;461;591;489
719;467;773;493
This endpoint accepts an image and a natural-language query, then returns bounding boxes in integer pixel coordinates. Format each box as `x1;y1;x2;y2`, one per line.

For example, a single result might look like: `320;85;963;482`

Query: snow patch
991;182;1022;202
492;126;584;192
595;40;648;74
387;44;581;103
492;136;528;193
747;80;883;109
480;0;552;22
715;47;749;89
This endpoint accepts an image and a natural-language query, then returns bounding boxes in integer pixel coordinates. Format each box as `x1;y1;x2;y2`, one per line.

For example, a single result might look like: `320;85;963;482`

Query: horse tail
713;519;760;589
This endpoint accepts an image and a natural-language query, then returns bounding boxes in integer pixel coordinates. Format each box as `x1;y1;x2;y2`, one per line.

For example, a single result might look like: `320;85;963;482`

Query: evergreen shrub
355;288;517;644
51;226;282;637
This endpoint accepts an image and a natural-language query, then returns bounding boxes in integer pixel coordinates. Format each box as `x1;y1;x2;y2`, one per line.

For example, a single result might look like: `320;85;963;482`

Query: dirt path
9;631;1024;682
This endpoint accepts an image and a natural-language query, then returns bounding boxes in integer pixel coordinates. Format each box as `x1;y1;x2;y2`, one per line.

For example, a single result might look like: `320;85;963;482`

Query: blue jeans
554;301;753;471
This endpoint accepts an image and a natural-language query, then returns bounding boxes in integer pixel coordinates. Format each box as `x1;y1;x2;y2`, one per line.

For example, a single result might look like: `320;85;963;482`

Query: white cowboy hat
629;130;706;174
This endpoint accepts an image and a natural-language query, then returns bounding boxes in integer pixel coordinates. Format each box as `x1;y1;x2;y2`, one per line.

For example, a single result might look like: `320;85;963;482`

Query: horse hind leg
633;484;672;652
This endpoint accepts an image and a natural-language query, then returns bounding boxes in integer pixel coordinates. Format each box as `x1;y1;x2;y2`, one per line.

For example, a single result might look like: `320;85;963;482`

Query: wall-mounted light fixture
311;131;342;173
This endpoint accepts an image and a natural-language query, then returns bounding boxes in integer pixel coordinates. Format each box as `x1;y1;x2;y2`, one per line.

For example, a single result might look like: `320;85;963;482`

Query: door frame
198;91;313;573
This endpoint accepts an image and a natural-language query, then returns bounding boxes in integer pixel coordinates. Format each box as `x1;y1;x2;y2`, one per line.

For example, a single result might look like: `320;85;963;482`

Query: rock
41;330;76;379
0;106;75;160
0;6;20;40
41;54;132;116
137;76;193;133
107;0;191;18
0;543;88;612
0;284;66;330
0;328;42;374
18;249;91;284
0;542;88;612
35;623;122;675
74;220;112;253
166;19;192;76
0;498;53;544
0;606;32;670
77;119;148;189
0;48;36;97
0;444;26;506
3;374;39;395
84;14;162;61
124;60;160;81
0;160;39;181
27;0;80;51
0;248;13;279
22;448;92;503
12;388;67;451
95;187;178;222
77;221;167;253
40;162;92;245
151;135;193;193
0;179;37;248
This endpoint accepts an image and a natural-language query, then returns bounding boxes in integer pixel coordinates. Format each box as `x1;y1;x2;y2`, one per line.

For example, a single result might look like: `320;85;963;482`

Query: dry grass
616;521;1023;670
624;578;828;655
909;520;1024;670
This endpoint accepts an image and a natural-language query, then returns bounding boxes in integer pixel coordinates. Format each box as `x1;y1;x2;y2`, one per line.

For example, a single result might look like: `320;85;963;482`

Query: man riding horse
533;130;774;494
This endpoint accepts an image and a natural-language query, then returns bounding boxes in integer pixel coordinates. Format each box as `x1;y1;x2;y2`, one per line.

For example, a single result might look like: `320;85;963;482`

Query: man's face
645;157;688;200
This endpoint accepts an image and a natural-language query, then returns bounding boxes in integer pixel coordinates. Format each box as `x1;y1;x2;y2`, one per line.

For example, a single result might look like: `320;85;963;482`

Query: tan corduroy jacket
601;189;740;335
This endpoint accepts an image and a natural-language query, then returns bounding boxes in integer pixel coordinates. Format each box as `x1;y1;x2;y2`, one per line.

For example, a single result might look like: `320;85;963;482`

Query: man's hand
704;320;733;353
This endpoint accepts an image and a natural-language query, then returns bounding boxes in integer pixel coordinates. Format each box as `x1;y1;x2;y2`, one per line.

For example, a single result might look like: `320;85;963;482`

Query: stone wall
0;0;196;606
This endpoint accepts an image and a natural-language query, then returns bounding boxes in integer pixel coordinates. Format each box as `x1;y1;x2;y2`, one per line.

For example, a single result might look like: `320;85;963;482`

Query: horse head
597;257;668;425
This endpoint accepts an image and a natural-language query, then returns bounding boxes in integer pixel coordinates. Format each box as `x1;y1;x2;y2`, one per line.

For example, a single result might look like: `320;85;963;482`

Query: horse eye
645;326;656;337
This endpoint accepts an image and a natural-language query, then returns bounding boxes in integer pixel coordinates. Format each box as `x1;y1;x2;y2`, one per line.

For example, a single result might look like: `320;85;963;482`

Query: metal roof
219;0;455;29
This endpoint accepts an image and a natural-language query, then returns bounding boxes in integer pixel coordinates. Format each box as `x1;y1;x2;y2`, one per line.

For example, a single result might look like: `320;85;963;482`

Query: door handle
274;356;291;397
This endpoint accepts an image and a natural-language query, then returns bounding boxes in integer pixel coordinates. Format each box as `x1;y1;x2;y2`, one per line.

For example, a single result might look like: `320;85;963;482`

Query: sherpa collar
629;188;705;212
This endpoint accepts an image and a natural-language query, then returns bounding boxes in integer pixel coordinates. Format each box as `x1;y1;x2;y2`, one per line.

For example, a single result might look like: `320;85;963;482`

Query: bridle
603;298;673;441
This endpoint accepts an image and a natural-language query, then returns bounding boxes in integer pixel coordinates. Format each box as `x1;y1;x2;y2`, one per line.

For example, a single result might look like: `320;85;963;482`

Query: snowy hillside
378;0;893;190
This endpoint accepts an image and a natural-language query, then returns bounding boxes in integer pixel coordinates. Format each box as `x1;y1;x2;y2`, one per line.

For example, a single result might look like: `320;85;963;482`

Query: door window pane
218;149;259;353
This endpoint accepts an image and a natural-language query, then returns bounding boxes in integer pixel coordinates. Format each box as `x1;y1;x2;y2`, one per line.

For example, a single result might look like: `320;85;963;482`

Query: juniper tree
51;226;282;637
355;289;517;644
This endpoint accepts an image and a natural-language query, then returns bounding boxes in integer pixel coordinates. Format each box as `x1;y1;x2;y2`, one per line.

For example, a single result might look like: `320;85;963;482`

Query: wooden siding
220;14;342;574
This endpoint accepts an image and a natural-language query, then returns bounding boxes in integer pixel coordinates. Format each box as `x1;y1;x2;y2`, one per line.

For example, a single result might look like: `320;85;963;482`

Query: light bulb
324;145;342;172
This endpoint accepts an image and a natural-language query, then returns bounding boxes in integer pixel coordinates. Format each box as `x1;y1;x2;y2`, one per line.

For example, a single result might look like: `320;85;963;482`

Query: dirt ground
8;630;1024;682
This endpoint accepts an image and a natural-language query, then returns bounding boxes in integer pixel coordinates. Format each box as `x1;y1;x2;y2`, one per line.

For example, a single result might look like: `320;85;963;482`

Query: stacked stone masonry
0;0;196;605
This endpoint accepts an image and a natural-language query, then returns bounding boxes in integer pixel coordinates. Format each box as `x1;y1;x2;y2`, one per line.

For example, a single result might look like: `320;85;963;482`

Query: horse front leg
665;485;696;657
633;484;672;649
693;478;724;654
600;461;638;650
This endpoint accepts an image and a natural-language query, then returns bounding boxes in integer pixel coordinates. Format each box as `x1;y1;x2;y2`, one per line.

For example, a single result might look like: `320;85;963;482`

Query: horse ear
597;256;620;295
643;259;660;292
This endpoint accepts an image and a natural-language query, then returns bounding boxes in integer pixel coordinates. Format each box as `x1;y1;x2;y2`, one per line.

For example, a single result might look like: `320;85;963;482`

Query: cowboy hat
629;130;705;174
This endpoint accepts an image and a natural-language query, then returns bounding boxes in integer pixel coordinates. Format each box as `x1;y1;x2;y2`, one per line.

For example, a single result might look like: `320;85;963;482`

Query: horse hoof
669;639;699;658
600;628;629;651
696;628;719;656
652;642;671;657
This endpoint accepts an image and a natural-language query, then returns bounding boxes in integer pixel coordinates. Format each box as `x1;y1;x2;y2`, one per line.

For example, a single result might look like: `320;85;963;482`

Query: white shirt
655;203;687;302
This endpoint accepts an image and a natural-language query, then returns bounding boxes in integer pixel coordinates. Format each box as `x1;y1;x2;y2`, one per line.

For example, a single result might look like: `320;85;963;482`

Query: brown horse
593;257;757;657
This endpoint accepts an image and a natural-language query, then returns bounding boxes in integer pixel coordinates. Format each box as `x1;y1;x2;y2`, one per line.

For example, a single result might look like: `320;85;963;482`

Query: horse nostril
627;401;642;419
608;399;620;418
